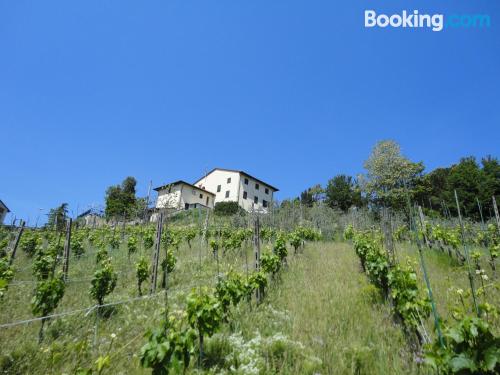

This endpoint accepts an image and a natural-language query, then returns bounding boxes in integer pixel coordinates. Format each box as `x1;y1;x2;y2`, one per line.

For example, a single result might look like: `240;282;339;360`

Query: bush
214;201;242;216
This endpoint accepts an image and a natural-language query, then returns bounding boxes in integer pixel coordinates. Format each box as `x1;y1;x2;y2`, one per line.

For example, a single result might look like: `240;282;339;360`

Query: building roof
77;208;103;218
194;168;279;192
154;180;216;196
0;200;10;212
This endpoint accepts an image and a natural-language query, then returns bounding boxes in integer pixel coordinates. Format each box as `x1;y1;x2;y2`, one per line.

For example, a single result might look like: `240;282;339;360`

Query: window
206;196;210;205
243;191;247;199
244;178;249;185
263;200;268;208
225;191;230;198
254;196;258;204
217;185;221;192
255;183;259;190
199;193;203;199
227;177;231;183
265;188;269;194
192;189;196;195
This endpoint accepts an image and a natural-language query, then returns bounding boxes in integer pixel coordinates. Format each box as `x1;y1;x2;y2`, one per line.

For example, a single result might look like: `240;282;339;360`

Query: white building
193;168;278;212
0;200;10;224
154;180;215;211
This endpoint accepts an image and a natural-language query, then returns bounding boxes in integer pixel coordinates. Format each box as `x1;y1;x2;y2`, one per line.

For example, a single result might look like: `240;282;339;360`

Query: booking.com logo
365;10;491;31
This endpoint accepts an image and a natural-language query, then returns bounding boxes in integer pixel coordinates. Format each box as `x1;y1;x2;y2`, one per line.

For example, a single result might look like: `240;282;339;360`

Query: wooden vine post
382;207;396;264
253;215;262;302
150;212;164;294
161;214;169;314
143;180;152;224
8;220;25;265
201;209;209;265
121;217;126;240
62;218;72;282
493;196;500;235
201;209;209;244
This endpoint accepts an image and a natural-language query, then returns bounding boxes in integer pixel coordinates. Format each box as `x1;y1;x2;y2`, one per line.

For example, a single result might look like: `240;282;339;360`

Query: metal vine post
454;190;480;317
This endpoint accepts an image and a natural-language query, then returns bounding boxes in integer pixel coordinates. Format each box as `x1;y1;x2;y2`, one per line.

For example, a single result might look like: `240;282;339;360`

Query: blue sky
1;0;499;224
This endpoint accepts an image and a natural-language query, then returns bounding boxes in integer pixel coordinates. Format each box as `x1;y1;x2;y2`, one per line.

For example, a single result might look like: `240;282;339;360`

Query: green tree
445;157;482;217
414;155;500;219
479;156;500;216
279;198;300;209
363;140;424;211
47;203;69;231
325;175;363;212
420;167;450;208
300;184;323;207
105;177;138;220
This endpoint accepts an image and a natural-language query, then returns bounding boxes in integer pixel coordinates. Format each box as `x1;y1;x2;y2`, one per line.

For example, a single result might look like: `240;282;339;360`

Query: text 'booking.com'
364;10;491;32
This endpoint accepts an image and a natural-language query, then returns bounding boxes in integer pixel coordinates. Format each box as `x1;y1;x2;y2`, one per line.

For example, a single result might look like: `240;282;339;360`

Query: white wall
195;170;240;204
196;170;275;212
156;185;182;209
156;184;214;210
237;175;274;212
179;185;214;209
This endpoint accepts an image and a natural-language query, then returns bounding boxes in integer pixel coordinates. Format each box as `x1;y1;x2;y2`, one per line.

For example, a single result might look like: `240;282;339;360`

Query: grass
229;242;420;374
1;231;498;374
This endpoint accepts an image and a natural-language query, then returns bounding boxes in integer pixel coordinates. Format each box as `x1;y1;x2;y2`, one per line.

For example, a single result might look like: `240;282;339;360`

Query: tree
363;140;424;211
300;184;324;207
105;177;138;220
414;155;500;219
444;157;482;217
47;203;69;231
479;156;500;216
279;198;300;209
325;175;363;212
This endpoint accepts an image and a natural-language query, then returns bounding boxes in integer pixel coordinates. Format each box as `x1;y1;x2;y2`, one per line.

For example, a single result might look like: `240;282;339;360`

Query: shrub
90;258;117;306
0;257;14;299
136;256;149;296
425;316;500;374
214;201;241;216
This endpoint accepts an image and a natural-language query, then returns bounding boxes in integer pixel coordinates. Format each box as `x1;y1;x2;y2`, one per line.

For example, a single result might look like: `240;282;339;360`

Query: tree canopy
47;203;69;231
362;140;424;211
295;140;499;220
325;175;363;212
105;177;138;220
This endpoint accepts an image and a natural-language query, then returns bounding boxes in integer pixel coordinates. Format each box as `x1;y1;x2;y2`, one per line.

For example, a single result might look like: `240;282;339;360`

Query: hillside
0;215;499;374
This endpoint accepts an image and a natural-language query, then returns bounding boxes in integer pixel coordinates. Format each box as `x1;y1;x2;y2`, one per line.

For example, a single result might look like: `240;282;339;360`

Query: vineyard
0;203;499;374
